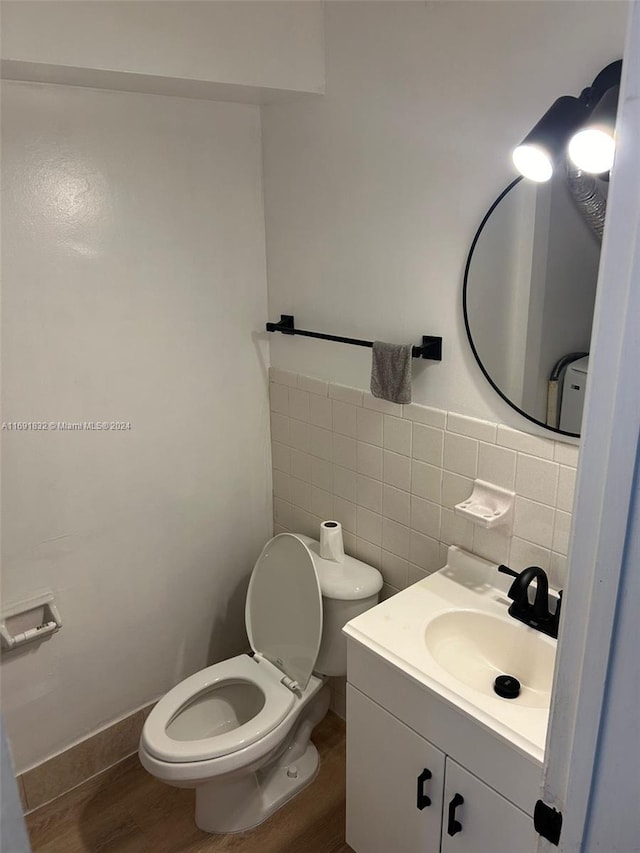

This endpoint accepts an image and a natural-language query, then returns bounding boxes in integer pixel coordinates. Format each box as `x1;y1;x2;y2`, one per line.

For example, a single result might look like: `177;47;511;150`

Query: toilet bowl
139;531;382;834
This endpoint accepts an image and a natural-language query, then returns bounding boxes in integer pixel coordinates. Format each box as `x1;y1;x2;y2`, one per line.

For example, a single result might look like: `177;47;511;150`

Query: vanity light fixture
512;95;588;182
513;60;622;182
568;84;619;174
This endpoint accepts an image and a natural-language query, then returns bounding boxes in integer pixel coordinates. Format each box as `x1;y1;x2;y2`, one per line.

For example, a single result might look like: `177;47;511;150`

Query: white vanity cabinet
441;758;536;853
346;685;446;853
346;685;538;853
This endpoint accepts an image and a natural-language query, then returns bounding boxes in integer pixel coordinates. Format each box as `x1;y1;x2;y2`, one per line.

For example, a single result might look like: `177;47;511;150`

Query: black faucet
498;565;562;639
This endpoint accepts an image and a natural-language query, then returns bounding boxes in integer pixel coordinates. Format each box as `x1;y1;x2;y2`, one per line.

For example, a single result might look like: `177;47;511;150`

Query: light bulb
512;144;553;182
568;127;615;174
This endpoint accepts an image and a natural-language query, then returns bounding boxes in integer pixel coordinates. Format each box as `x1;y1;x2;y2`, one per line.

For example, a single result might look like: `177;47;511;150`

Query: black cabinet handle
447;793;464;835
416;768;432;809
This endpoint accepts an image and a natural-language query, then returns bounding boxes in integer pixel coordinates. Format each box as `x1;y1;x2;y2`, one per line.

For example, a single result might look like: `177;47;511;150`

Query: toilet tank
293;534;383;677
315;592;380;676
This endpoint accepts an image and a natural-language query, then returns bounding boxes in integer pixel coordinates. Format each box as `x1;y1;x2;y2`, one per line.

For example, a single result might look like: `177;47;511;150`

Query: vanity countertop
343;546;556;764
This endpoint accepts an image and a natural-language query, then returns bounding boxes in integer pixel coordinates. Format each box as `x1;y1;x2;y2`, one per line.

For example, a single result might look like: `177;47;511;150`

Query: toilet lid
246;534;323;690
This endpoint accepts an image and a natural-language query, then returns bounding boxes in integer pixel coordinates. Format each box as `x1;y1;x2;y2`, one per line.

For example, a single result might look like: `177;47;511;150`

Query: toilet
138;531;382;834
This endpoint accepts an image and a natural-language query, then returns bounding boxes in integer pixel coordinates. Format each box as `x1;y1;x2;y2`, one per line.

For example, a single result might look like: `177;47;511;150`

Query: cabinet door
346;685;446;853
441;758;537;853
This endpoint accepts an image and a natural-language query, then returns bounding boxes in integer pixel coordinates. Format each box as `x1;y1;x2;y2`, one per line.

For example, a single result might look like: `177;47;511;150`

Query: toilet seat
142;655;295;763
142;534;324;768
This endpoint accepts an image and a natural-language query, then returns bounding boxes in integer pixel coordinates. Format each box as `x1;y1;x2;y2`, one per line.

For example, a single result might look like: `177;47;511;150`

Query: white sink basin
424;610;554;708
343;546;558;761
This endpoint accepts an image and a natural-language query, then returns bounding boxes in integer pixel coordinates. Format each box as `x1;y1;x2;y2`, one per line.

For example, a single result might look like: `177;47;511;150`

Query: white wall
1;80;272;771
1;1;325;99
262;0;628;432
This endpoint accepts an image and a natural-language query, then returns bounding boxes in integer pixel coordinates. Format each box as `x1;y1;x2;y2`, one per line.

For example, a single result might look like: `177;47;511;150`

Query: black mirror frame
462;176;581;439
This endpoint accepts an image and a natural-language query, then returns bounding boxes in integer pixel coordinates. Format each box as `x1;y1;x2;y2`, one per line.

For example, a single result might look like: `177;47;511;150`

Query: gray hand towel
370;341;413;404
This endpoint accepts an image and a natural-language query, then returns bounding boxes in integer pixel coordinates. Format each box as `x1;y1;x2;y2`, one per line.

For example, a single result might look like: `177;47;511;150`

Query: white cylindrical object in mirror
319;520;344;563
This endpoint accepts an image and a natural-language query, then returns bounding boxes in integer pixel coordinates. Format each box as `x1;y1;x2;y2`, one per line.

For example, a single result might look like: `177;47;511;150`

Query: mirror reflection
463;165;608;436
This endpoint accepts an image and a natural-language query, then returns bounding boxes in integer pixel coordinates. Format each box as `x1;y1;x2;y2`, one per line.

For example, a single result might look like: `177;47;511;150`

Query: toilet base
195;741;320;834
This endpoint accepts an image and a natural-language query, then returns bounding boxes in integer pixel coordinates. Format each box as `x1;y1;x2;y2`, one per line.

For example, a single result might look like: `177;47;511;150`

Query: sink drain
494;675;521;699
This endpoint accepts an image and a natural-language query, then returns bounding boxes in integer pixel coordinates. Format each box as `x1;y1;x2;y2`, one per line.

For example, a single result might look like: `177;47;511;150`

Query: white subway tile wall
269;370;578;600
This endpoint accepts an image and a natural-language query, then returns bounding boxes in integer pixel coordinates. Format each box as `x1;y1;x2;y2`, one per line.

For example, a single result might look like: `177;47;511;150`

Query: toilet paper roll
319;520;345;563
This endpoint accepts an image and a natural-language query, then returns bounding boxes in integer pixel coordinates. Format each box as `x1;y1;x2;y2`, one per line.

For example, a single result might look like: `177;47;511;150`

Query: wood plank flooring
26;712;352;853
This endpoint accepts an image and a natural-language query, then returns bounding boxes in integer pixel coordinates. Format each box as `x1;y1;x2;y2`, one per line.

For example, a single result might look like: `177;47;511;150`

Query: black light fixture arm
581;59;622;109
265;315;443;361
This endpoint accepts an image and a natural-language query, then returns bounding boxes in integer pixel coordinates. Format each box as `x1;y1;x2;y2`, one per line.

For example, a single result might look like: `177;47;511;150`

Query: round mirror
463;169;606;437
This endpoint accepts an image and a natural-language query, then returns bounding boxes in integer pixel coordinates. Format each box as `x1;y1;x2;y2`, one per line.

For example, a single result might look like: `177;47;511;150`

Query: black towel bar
265;315;442;361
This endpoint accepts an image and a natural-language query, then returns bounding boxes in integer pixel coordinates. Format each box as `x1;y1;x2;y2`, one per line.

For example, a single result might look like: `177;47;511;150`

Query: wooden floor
26;712;352;853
